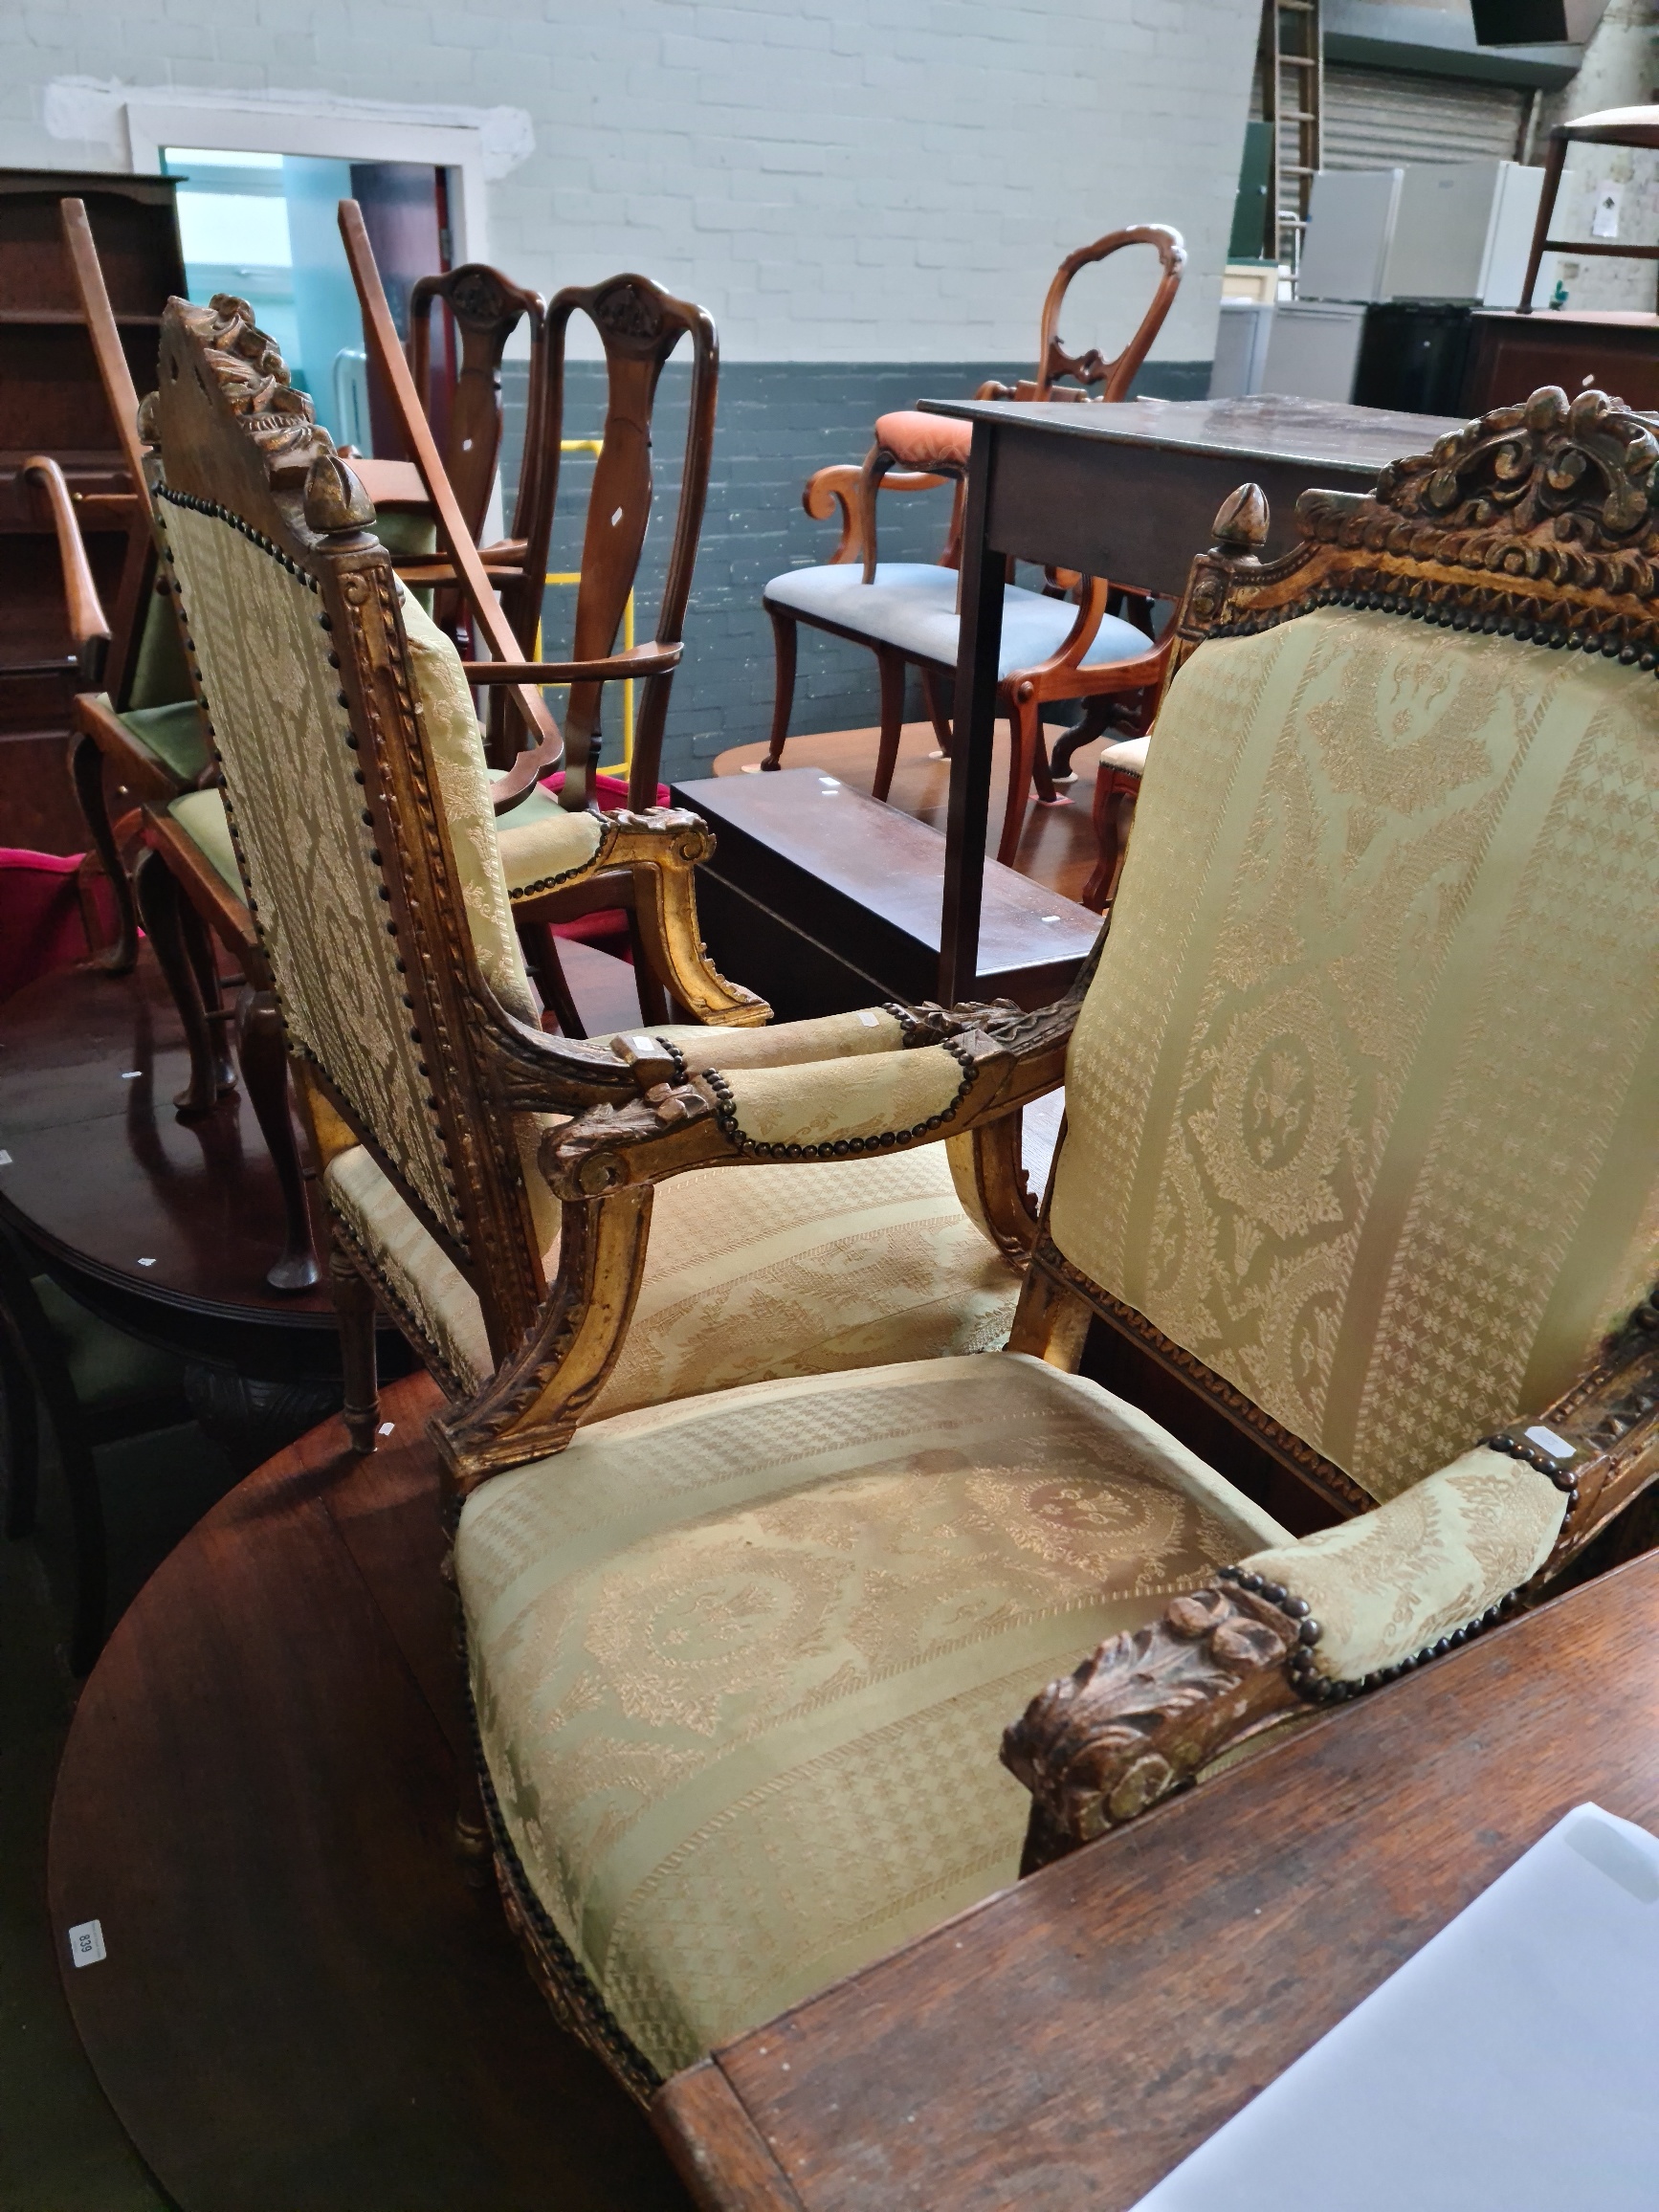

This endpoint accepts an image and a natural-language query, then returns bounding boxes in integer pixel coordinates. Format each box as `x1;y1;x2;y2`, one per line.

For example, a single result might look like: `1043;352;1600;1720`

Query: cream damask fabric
166;787;239;893
325;1136;1021;1407
642;1006;907;1072
1052;608;1659;1502
717;1044;966;1149
1241;1445;1565;1679
491;783;606;896
160;498;460;1239
456;1352;1291;2077
393;582;542;1027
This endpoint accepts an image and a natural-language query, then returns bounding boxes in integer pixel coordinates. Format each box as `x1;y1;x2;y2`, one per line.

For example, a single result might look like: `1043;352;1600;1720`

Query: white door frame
123;98;491;266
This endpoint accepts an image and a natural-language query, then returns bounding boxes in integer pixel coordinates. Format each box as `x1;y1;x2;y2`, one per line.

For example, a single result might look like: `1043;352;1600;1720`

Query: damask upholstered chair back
147;295;642;1370
1033;386;1659;1524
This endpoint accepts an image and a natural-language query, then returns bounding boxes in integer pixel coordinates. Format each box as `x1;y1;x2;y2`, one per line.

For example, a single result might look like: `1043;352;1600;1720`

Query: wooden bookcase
0;170;186;852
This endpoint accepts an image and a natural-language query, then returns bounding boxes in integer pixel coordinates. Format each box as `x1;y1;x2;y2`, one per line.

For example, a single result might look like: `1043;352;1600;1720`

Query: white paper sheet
1132;1803;1659;2211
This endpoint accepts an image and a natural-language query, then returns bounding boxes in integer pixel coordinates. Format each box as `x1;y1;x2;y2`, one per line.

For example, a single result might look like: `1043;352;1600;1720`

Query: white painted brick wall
3;0;1258;364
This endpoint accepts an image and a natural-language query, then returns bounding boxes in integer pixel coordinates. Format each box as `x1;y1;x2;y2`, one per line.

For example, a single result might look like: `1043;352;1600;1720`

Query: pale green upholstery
118;698;210;783
167;786;239;892
460;599;1659;2084
456;1353;1291;2078
326;1133;1021;1406
1053;608;1659;1504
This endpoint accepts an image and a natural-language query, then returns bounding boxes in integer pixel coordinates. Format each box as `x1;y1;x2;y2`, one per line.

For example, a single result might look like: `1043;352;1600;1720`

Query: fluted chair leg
235;984;319;1294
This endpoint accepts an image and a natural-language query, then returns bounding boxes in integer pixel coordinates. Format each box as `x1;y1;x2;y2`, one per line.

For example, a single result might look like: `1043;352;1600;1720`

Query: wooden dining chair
761;227;1184;864
445;387;1657;2101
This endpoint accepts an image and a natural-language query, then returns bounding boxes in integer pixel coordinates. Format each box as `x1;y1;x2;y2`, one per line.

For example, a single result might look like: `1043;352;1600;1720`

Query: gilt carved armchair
445;387;1657;2103
760;227;1185;866
147;297;1050;1496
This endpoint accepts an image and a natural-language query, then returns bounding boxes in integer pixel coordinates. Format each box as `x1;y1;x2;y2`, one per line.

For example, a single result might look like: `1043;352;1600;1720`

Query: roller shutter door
1322;64;1529;168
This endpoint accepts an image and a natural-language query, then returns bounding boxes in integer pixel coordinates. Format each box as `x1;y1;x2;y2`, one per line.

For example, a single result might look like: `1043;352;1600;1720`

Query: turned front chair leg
329;1241;380;1453
234;984;320;1294
761;607;798;771
69;731;140;974
872;648;908;802
134;847;225;1119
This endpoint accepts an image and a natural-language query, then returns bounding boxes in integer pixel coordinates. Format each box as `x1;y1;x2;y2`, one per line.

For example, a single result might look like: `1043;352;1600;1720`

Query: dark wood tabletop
653;1544;1659;2212
917;392;1466;1001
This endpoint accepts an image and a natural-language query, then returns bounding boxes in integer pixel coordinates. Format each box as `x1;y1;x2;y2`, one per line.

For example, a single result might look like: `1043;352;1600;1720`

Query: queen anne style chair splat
760;227;1185;868
446;386;1658;2104
343;207;727;1027
147;297;1051;1515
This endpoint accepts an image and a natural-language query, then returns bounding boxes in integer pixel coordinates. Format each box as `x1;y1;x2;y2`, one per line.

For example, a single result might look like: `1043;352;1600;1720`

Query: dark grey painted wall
499;358;1208;787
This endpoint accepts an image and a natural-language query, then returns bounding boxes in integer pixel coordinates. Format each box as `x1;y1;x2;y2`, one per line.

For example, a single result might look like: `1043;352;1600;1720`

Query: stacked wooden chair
342;201;724;1019
761;226;1185;866
445;386;1650;2097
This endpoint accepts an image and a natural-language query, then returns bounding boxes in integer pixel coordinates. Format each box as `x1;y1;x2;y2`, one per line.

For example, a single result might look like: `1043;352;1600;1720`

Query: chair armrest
1001;1447;1565;1868
490;735;565;813
539;985;1086;1197
1003;1303;1659;1869
803;461;947;565
460;642;682;684
24;455;112;687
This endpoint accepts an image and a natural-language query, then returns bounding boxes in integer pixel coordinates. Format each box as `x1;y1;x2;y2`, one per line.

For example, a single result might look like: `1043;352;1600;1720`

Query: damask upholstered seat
458;1354;1288;2083
459;401;1659;2094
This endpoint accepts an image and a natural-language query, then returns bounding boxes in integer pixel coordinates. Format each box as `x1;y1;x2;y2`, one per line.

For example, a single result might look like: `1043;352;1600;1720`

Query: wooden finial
1212;482;1269;555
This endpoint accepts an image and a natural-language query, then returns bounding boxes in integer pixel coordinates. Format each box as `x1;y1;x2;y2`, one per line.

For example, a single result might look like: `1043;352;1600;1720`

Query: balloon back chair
148;294;1054;1486
761;226;1185;865
442;387;1657;2102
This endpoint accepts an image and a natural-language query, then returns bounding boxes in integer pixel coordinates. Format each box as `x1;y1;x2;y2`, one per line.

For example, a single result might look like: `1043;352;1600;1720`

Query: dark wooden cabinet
0;170;186;852
1463;308;1659;417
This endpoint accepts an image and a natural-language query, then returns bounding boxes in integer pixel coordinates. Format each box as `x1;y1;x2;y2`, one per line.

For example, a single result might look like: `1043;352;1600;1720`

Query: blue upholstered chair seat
763;563;1152;676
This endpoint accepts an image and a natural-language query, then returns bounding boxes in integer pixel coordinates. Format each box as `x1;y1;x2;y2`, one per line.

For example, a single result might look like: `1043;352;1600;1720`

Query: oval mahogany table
48;1371;690;2212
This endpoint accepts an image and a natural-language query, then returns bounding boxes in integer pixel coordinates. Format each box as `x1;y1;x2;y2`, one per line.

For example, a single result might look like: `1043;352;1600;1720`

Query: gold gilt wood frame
1001;386;1659;1866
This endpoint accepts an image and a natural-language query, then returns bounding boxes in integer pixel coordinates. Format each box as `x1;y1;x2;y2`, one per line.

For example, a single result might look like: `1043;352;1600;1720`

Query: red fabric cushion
0;850;117;1006
874;409;972;469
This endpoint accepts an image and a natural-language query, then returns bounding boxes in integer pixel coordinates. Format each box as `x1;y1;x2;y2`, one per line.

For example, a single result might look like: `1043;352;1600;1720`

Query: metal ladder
1258;0;1322;273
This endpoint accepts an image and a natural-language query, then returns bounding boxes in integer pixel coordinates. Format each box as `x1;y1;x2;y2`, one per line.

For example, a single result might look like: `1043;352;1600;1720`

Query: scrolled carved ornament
1182;387;1659;668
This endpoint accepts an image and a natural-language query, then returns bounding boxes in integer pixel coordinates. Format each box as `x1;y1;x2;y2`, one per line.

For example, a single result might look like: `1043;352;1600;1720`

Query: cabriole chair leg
872;648;908;802
70;731;140;974
761;607;798;771
134;846;225;1119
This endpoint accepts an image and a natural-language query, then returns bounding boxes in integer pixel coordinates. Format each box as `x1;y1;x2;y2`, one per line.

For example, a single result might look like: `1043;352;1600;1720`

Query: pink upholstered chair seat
874;409;972;470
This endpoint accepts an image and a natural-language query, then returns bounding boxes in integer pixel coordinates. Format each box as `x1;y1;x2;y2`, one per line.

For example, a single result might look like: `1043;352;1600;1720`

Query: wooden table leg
940;419;1005;1005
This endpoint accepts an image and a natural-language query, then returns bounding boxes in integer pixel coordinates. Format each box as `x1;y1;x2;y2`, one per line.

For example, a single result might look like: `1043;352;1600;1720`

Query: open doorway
161;148;453;455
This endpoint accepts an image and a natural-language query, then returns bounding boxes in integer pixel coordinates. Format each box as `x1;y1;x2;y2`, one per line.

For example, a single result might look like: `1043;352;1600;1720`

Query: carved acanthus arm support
1005;1294;1659;1872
